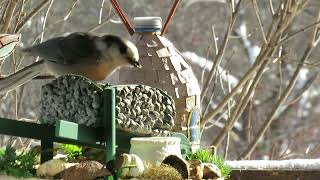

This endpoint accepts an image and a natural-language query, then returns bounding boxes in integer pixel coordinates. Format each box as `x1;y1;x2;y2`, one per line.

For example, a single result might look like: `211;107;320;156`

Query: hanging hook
110;0;134;35
161;0;181;36
109;0;181;36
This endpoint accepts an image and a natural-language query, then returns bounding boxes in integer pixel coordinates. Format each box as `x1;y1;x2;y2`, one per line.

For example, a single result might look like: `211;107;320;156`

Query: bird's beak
132;61;142;68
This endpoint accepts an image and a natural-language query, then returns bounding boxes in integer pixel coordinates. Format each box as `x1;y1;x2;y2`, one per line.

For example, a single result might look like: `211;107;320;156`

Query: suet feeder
107;0;201;145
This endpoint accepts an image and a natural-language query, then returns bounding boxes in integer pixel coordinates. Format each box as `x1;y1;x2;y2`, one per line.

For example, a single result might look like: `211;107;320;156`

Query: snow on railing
227;159;320;170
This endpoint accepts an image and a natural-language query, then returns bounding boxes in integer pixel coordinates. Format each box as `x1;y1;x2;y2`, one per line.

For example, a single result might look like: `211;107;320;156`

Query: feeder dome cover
106;27;201;133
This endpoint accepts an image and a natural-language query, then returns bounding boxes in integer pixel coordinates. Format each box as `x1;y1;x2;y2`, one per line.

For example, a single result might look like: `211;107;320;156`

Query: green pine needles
186;149;231;179
58;143;83;161
0;146;39;178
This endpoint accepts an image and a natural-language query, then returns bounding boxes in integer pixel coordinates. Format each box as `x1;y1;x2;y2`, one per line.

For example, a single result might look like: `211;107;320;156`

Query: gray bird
0;32;141;94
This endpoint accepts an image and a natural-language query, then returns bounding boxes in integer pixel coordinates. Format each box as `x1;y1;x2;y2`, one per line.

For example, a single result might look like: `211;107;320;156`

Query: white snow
182;51;239;87
226;159;320;170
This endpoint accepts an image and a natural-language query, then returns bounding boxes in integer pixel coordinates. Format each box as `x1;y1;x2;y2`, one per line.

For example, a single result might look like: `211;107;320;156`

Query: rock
162;155;190;179
163;123;172;130
130;110;137;119
124;99;132;106
154;102;161;111
203;163;222;179
129;154;145;177
118;153;131;177
61;160;111;180
136;115;144;122
143;164;183;180
141;109;149;115
153;119;163;128
134;87;141;94
130;120;141;130
37;159;67;177
165;105;173;114
135;106;142;115
118;153;145;178
188;160;203;180
164;114;174;125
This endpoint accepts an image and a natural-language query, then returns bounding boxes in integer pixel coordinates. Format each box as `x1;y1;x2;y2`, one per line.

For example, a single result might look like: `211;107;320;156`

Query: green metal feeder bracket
0;88;117;164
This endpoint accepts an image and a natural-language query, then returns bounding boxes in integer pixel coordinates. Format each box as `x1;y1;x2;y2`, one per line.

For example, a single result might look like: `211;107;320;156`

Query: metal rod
110;0;134;35
104;88;116;168
161;0;181;36
0;75;55;80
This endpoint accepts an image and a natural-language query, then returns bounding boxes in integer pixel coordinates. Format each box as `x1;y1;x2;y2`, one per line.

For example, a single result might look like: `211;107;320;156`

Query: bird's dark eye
128;58;142;68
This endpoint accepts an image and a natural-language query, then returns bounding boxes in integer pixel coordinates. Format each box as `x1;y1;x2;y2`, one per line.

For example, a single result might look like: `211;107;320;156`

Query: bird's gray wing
58;32;101;64
23;37;65;63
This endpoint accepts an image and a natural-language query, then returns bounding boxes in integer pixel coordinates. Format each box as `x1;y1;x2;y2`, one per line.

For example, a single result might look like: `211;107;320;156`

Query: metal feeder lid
133;17;162;32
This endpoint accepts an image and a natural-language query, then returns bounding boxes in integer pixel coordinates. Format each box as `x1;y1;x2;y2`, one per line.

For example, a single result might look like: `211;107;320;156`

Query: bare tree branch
240;6;320;159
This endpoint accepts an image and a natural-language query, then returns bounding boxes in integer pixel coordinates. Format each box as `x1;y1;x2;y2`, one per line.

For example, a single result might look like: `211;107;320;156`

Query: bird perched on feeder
0;32;141;94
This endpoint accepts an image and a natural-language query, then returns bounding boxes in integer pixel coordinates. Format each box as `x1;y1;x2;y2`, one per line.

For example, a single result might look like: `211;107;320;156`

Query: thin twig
269;0;275;15
212;25;219;55
200;46;211;88
0;1;9;24
202;51;235;116
40;0;54;43
202;38;270;128
277;48;283;100
99;0;105;24
15;0;50;33
63;0;79;21
201;0;242;104
246;98;253;146
0;75;55;80
202;102;235;131
34;0;54;63
224;71;232;159
1;0;18;33
13;0;26;32
283;73;318;106
0;0;8;6
278;20;320;46
89;13;116;32
211;58;269;148
252;0;267;44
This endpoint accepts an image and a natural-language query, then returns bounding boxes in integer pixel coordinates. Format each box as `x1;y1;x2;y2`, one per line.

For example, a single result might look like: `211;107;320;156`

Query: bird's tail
0;60;46;94
21;47;31;53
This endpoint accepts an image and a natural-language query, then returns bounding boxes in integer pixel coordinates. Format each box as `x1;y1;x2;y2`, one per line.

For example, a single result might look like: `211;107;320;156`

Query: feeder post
110;0;134;35
40;131;54;163
103;87;116;167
